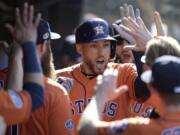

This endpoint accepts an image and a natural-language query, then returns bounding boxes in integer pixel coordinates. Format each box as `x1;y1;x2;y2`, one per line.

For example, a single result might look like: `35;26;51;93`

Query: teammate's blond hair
145;36;180;66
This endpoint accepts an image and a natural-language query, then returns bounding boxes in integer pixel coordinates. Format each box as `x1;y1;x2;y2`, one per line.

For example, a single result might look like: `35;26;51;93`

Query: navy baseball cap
141;55;180;94
75;18;116;43
112;19;122;39
37;19;61;45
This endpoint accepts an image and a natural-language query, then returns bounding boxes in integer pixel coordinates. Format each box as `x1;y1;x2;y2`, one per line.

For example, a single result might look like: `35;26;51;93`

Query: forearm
133;51;150;100
7;54;23;91
22;42;44;111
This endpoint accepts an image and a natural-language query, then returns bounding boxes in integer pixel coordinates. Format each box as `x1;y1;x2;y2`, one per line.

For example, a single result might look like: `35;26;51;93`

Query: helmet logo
94;25;104;35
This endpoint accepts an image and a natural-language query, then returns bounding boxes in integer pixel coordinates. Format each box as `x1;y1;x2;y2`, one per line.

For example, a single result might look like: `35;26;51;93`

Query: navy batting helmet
75;18;117;58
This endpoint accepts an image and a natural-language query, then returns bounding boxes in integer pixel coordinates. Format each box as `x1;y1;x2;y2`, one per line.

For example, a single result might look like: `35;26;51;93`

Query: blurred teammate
19;16;74;135
113;19;134;64
0;3;44;125
78;55;180;135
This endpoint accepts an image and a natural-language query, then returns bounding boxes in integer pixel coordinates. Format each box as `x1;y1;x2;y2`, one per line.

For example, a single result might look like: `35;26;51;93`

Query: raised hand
113;4;141;45
119;17;153;51
153;11;166;36
5;3;41;45
120;3;140;21
94;68;128;102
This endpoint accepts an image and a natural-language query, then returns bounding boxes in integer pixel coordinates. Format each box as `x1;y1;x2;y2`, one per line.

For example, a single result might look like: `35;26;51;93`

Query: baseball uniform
20;77;74;135
56;62;137;128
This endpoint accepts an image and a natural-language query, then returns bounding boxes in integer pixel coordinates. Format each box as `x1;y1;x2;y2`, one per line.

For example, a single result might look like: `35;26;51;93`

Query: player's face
78;40;111;75
116;40;134;63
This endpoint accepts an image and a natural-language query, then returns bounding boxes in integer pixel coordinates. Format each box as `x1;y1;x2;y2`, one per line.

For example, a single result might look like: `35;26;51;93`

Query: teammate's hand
120;3;140;21
5;3;41;45
112;4;141;45
94;68;128;102
119;16;153;52
153;11;165;36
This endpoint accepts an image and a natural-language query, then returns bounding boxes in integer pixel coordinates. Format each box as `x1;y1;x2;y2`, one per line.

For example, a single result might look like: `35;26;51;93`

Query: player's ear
76;43;82;55
36;40;47;58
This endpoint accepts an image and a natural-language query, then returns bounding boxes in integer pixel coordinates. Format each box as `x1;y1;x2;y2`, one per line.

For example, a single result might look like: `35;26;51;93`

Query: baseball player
18;6;74;135
56;17;148;129
0;3;44;125
78;55;180;135
113;19;134;64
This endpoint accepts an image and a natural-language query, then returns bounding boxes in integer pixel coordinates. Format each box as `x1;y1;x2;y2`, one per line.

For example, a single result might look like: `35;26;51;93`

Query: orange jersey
20;77;74;135
56;63;137;127
127;91;165;118
0;88;31;125
98;112;180;135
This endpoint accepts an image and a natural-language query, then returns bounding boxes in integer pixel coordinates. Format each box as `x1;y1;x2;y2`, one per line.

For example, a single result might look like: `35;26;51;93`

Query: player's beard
41;42;56;80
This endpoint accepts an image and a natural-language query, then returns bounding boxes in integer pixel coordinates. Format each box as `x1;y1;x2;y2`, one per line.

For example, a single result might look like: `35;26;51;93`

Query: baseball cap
141;55;180;94
75;18;116;43
112;19;122;39
37;19;61;45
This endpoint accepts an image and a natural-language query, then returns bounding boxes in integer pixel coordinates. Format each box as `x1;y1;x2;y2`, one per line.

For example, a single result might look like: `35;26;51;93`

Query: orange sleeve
0;89;31;125
48;86;75;135
117;64;137;100
97;118;149;135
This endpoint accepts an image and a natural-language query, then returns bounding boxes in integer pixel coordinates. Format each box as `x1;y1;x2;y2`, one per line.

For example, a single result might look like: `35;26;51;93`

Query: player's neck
80;63;97;79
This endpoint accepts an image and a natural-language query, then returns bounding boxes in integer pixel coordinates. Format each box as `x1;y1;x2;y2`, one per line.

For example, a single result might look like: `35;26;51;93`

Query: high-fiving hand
5;3;41;45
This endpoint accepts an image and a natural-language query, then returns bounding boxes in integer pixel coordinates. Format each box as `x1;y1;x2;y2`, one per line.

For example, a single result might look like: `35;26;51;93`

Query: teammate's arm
6;42;23;91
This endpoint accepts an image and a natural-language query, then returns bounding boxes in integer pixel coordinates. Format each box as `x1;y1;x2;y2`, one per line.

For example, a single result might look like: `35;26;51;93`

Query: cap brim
93;36;116;42
50;32;61;39
141;70;152;83
141;55;146;64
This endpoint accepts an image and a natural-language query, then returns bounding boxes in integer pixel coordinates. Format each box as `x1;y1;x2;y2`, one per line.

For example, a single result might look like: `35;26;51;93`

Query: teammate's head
37;19;60;79
112;19;134;63
75;18;116;75
37;19;60;45
142;36;180;66
141;55;180;105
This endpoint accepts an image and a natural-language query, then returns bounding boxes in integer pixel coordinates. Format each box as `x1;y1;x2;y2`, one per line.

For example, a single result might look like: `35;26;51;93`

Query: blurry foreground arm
78;68;128;135
6;42;23;91
0;116;6;135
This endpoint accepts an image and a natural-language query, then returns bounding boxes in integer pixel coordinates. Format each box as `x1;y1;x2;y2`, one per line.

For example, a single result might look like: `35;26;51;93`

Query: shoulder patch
8;90;23;109
65;119;74;130
56;77;74;93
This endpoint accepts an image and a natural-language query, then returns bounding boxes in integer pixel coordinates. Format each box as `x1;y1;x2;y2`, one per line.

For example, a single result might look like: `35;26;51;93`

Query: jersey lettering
72;99;118;117
103;102;118;117
74;99;84;114
132;102;154;118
